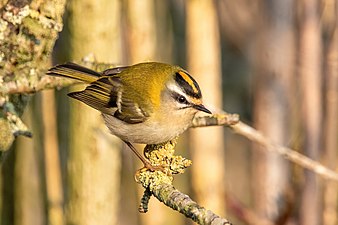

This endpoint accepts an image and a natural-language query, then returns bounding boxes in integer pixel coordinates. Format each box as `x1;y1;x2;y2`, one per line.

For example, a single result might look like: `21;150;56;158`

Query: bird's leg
124;141;162;172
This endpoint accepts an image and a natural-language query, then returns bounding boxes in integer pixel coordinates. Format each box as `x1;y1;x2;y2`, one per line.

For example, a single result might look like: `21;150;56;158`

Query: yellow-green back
118;62;182;112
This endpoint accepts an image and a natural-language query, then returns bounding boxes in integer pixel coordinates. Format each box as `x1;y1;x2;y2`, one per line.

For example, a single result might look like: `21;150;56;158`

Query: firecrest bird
47;62;211;170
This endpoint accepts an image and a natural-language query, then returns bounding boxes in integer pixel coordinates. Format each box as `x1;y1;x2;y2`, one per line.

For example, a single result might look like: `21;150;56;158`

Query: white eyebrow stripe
166;83;188;98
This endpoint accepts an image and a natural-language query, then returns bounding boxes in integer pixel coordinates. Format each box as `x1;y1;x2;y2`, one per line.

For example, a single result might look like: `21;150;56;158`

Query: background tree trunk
64;0;122;224
186;0;226;216
322;2;338;223
14;103;46;225
251;0;294;221
126;0;157;63
41;89;64;225
298;0;323;224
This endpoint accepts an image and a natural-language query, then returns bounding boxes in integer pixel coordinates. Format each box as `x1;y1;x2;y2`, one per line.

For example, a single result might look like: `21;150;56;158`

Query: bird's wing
69;74;149;124
68;76;122;115
113;89;150;124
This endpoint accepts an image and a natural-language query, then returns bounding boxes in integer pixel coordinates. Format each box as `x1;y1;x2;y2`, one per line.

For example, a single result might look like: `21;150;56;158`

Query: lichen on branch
0;0;67;151
135;138;232;225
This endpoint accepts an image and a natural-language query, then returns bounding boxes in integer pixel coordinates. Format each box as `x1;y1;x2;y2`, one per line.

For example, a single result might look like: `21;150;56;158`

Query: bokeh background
1;0;337;225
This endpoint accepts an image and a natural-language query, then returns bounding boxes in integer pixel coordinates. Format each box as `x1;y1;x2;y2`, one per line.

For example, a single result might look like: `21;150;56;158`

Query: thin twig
191;113;338;182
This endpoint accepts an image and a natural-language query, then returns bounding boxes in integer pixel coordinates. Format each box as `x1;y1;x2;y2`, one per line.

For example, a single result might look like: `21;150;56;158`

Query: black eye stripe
174;72;202;99
171;92;190;105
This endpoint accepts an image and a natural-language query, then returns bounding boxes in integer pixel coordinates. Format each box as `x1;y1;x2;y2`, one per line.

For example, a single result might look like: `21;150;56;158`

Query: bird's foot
134;162;167;183
143;161;165;172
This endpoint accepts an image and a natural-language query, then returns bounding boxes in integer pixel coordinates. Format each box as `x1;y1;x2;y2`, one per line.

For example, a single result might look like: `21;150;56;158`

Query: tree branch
150;182;231;225
1;76;75;95
0;0;67;151
137;139;232;225
1;58;114;96
191;113;338;182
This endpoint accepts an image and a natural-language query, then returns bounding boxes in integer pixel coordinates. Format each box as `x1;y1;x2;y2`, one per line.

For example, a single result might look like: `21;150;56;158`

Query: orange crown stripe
178;71;198;93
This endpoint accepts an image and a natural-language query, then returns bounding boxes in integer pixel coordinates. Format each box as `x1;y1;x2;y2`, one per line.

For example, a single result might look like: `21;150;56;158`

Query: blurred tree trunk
186;0;226;215
126;0;157;63
1;145;16;225
251;0;294;222
298;0;323;224
14;102;46;225
322;2;338;223
65;0;122;224
41;90;64;225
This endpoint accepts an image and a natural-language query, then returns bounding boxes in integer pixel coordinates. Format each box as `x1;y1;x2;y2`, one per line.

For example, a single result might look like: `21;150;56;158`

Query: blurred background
1;0;337;225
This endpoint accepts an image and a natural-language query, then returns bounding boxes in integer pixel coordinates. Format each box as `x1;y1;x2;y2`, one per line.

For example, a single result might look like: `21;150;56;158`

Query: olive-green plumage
114;62;182;112
48;62;183;124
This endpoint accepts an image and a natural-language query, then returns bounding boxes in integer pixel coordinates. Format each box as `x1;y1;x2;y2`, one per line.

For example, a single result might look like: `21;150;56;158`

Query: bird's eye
177;95;188;104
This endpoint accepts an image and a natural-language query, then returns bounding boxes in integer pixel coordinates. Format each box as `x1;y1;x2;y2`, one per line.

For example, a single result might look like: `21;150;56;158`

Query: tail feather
47;62;100;83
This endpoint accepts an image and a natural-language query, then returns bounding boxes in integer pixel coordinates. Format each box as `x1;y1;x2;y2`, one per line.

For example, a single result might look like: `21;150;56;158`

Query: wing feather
68;91;115;115
49;63;150;124
68;72;149;124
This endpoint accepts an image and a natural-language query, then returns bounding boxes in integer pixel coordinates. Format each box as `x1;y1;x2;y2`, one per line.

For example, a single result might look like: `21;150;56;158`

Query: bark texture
0;0;66;151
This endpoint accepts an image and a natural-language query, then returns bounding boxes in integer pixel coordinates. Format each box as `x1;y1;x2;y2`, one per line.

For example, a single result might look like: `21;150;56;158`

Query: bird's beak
193;104;212;114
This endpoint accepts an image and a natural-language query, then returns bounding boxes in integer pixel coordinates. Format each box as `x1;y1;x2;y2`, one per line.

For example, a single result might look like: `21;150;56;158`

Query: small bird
47;62;211;170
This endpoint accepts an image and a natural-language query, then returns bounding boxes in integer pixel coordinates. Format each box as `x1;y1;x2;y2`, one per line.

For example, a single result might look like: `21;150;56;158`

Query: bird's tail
47;62;100;83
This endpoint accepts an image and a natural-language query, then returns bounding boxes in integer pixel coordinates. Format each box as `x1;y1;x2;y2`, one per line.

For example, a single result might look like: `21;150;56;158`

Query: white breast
102;113;193;144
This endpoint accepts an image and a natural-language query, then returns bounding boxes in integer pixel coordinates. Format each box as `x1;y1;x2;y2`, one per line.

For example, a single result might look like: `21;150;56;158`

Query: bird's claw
134;162;166;183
